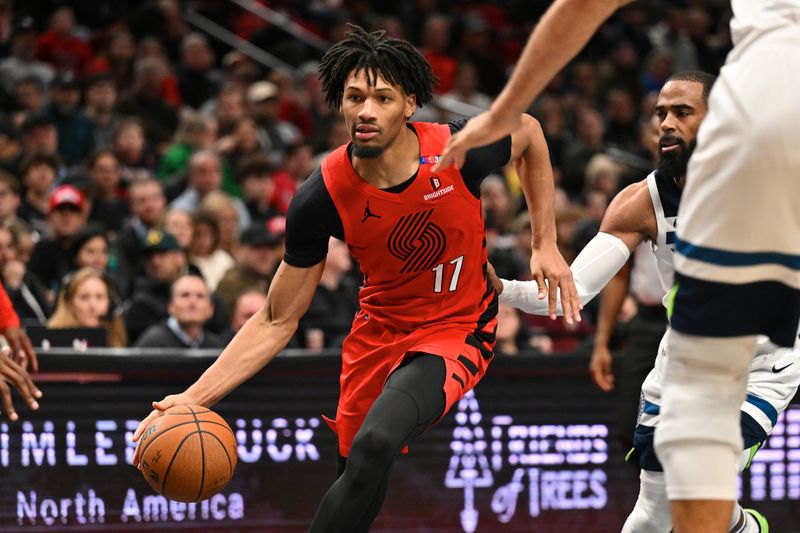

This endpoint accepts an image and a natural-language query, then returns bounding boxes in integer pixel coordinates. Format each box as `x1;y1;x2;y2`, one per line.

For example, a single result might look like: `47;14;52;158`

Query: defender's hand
432;111;521;172
589;344;615;392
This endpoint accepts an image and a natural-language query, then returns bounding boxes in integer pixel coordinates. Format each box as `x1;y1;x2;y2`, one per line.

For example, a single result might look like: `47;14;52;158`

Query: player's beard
658;137;696;185
352;143;385;158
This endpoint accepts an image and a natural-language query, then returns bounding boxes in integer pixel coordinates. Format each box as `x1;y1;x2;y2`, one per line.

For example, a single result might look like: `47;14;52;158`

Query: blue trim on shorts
671;272;800;347
745;394;778;428
631;411;769;472
675;238;800;269
643;400;660;415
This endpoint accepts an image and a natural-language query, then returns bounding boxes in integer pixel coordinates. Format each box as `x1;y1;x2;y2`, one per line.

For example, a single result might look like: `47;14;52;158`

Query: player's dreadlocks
318;24;436;110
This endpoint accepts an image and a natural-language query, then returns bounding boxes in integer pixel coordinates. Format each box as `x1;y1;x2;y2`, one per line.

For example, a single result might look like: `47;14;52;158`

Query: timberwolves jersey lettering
645;170;681;297
321;122;495;332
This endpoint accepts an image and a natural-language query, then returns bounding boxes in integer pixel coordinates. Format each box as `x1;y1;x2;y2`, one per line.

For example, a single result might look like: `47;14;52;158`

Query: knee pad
654;330;756;500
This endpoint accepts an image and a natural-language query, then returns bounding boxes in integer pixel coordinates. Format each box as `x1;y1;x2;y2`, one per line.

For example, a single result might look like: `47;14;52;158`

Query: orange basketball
138;405;238;503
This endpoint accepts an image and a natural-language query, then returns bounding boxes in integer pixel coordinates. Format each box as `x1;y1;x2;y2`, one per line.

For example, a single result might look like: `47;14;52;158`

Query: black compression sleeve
449;119;512;198
283;169;344;268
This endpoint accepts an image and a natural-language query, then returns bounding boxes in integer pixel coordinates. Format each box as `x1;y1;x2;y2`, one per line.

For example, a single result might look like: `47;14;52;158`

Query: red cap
49;185;85;212
266;215;286;236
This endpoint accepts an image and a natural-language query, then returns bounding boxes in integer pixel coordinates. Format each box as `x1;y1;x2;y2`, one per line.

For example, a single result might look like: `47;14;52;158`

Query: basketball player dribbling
132;25;580;532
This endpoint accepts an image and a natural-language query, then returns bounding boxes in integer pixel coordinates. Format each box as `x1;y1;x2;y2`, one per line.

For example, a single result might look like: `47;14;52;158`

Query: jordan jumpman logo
362;201;382;223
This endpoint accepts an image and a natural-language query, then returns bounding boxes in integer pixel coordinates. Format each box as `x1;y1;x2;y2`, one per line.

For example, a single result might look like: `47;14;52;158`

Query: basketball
138;405;238;503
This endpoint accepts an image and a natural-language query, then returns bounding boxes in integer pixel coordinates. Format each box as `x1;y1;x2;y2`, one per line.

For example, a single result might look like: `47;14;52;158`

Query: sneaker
744;508;769;533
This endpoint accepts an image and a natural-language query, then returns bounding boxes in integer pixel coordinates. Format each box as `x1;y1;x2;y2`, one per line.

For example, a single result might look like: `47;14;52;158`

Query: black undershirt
284;119;512;268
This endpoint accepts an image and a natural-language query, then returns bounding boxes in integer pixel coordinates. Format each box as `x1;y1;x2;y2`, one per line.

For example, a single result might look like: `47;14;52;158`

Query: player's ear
405;94;417;120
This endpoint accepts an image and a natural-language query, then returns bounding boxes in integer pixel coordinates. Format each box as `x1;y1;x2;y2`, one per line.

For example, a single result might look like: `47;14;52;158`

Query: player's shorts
628;332;800;471
324;309;496;457
670;25;800;346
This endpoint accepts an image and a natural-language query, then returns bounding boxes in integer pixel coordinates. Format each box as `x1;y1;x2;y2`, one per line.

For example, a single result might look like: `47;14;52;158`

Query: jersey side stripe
676;238;800;269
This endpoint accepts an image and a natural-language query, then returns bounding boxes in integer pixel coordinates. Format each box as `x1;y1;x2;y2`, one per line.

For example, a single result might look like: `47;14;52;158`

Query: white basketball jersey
645;170;681;300
730;0;800;47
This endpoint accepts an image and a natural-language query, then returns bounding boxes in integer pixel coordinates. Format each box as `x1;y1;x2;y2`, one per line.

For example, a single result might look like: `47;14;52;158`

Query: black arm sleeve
284;169;345;268
449;119;513;199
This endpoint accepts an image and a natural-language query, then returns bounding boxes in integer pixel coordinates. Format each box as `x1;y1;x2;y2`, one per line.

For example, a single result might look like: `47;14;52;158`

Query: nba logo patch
430;176;441;190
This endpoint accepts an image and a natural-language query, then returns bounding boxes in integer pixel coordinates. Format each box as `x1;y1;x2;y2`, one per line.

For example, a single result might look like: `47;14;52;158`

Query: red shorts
323;310;496;457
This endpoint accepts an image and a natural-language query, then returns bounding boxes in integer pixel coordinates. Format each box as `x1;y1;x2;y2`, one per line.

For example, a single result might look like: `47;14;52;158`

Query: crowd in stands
0;0;734;355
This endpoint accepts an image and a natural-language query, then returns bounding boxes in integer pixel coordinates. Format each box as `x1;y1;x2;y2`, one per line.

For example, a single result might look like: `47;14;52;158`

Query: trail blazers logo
388;209;446;273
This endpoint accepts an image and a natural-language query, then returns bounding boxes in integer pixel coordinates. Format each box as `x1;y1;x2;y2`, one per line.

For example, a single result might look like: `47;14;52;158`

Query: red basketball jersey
321;122;495;333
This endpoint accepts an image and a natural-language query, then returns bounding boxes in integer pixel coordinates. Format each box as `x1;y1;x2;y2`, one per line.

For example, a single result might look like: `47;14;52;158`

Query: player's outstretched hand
530;243;581;323
589;344;614;392
0;346;42;421
132;393;198;468
432;111;521;172
4;326;38;372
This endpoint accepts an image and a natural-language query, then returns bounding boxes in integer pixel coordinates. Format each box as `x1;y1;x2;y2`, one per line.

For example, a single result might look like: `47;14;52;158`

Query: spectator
48;267;126;347
200;191;244;254
111;118;156;184
489;212;531;281
495;303;528;356
0;16;54;95
86;149;128;234
0;223;49;326
176;33;221;109
584;153;622;202
188;210;234;291
170;150;250;231
86;28;136;90
437;61;492;121
420;15;456;94
83;73;120;149
459;13;506;96
269;68;314;139
114;178;166;297
124;228;188;342
45;71;95;167
299;238;359;349
648;8;699;73
35;6;93;75
237;154;278;222
270;141;315;215
209;84;245;136
157;111;218;182
116;57;179;149
17;152;59;233
246;80;300;166
221;288;266;342
0;170;20;225
481;174;515;237
134;274;225;349
562;107;606;198
69;226;110;272
133;36;182;108
215;221;282;318
19;113;59;162
221;116;263;178
14;77;47;117
163;208;193;250
27;185;87;295
0;121;22;172
603;88;639;150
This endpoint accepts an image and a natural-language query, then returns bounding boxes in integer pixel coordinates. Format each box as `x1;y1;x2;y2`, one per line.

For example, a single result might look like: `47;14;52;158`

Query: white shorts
671;27;800;345
631;332;800;471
